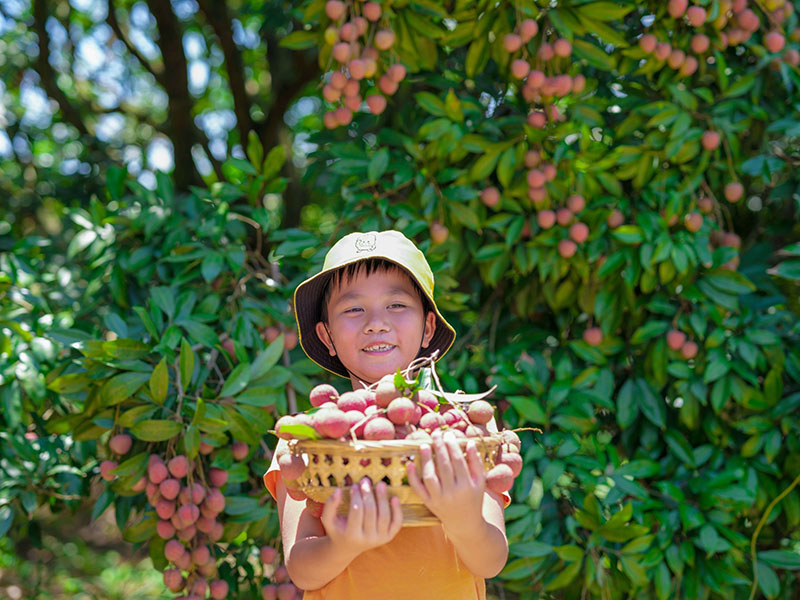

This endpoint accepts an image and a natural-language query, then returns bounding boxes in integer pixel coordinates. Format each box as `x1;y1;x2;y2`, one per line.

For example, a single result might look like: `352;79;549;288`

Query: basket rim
291;432;503;452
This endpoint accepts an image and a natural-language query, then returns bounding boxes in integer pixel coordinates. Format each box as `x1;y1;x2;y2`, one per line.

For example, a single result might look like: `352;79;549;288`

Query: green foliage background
1;0;800;598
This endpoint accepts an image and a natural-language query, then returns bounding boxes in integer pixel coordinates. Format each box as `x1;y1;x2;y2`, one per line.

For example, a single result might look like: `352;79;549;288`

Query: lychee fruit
537;210;556;229
519;19;539;42
681;340;699;359
278;452;306;481
313;408;350;439
701;130;721;151
765;31;786;53
567;194;585;213
374;29;395;51
387;397;417;425
481;186;501;208
486;463;514;494
109;434;132;455
558;239;578;258
209;580;229;600
511;58;530;79
668;0;688;17
685;212;703;232
667;329;687;351
99;460;118;481
553;38;572;57
164;539;185;563
467;400;494;424
430;221;449;244
724;182;744;202
160;478;180;500
364;2;381;21
364;416;395;440
583;327;603;346
168;455;189;479
325;0;346;21
366;94;387;115
607;209;625;228
232;441;249;460
387;64;407;83
687;6;707;26
639;34;657;53
569;222;589;243
504;33;522;52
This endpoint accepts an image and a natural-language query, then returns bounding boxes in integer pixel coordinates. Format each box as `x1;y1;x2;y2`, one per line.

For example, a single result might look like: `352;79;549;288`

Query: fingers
359;478;377;537
388;495;403;536
344;482;364;536
321;487;343;533
465;440;485;487
446;432;471;485
431;431;455;489
374;480;391;533
406;460;430;503
420;443;442;497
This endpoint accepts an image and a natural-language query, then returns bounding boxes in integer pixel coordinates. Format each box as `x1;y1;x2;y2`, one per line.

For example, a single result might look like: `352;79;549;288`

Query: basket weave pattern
289;435;502;526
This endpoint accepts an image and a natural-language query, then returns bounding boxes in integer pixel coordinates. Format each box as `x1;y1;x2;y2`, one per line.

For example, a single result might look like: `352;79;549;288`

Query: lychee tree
2;0;800;598
284;0;800;598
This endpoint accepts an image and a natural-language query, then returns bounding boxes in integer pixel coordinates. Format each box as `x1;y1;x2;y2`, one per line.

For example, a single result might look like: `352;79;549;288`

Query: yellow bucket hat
293;230;456;379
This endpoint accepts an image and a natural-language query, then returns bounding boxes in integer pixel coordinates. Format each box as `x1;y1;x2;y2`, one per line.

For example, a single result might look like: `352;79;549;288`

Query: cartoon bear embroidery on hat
354;233;377;253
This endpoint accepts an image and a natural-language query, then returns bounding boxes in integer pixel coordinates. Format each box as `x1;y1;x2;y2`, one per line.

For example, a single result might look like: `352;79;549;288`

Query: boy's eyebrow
333;287;415;304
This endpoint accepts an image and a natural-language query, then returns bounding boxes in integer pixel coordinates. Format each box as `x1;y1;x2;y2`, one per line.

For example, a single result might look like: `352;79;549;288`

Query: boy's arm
407;431;509;579
277;476;403;591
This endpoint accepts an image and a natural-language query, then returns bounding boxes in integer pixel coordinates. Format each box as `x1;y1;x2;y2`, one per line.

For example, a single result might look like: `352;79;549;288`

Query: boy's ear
421;310;437;348
315;321;337;356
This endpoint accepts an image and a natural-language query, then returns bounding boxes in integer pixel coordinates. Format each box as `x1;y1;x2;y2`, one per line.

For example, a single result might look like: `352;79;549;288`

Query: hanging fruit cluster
320;0;406;128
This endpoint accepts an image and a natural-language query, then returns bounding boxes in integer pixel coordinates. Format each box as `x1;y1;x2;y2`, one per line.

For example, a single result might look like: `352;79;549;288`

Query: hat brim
293;257;456;379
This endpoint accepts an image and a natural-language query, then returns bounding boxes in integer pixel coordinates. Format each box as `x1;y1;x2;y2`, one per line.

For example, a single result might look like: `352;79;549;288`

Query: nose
363;309;390;333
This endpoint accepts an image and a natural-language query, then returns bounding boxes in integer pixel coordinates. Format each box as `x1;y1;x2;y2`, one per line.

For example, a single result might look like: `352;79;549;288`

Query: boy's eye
389;303;406;309
344;307;362;313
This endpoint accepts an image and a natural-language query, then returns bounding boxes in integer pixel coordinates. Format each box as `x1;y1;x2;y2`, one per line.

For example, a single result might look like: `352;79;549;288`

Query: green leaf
616;378;639;428
757;560;781;598
759;549;800;570
180;321;219;347
220;362;252;397
150;357;168;404
103;339;150;360
612;225;644;244
414;92;447;117
151;287;175;321
544;559;582;590
262;145;286;180
724;74;755;98
572;38;616;70
251;336;285;380
554;544;584;562
577;2;636;20
276;424;321;440
201;252;225;283
368;149;390;182
130;419;183;442
665;430;695;467
179;337;195;391
101;372;151;406
631;321;669;344
620;555;649;587
0;505;13;538
772;258;800;280
637;378;665;428
279;30;318;50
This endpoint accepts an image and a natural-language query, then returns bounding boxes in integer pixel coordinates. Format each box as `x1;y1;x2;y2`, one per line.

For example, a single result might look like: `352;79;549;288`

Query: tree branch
31;0;90;137
195;0;252;147
145;0;200;190
106;0;165;86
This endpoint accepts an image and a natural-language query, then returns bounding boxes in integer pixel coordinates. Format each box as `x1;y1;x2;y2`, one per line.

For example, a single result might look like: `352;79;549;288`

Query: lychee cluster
274;377;525;507
259;545;302;600
321;0;406;128
667;329;700;359
638;0;797;75
100;431;293;599
532;193;592;258
502;19;587;108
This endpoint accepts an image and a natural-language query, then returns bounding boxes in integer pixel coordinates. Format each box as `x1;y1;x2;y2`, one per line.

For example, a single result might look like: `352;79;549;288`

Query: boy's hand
320;477;403;558
406;430;486;530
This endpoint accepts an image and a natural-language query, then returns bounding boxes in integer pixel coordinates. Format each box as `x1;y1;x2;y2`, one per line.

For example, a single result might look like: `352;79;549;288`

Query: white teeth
364;344;393;352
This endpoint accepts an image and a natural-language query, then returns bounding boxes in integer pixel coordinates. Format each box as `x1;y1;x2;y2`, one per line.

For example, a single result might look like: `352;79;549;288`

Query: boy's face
315;266;436;388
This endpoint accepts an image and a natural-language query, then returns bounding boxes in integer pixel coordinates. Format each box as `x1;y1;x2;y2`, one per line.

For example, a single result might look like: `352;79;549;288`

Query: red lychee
583;327;603;346
667;330;687;351
109;434;132;455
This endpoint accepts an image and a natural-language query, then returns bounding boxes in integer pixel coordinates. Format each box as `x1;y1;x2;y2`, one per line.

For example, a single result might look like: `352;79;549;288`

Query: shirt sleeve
262;438;289;502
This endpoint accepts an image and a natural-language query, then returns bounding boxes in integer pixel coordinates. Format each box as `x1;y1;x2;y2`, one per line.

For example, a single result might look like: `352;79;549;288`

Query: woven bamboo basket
287;434;503;526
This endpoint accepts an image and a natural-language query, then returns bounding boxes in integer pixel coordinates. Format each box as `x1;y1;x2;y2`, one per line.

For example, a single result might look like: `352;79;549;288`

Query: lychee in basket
288;434;503;526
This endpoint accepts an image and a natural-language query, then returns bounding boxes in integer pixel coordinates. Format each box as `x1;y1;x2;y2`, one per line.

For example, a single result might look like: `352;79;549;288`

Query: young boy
263;230;509;599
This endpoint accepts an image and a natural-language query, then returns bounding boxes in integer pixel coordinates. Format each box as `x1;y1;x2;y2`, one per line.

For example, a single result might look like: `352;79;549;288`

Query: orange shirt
263;443;509;600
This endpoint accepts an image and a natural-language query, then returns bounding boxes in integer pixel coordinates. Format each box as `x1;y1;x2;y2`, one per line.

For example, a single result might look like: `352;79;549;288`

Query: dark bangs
319;258;431;323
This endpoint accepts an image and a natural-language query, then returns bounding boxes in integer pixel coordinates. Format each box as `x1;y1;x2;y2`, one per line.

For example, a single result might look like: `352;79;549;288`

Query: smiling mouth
362;344;396;353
